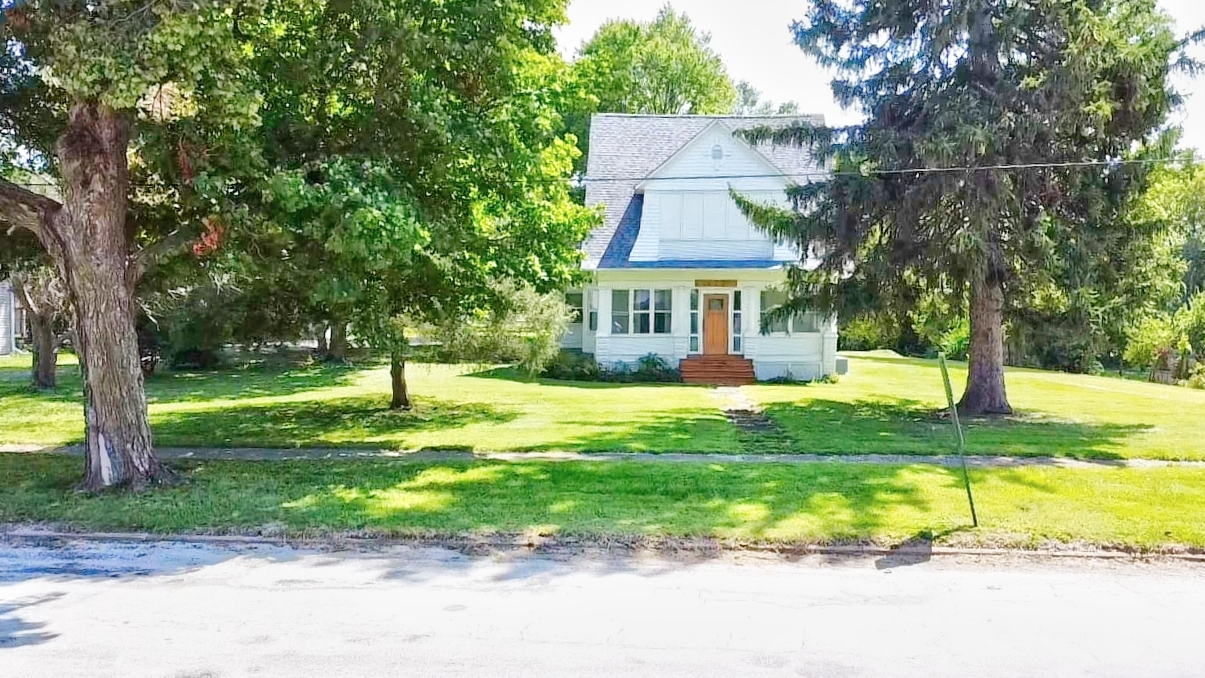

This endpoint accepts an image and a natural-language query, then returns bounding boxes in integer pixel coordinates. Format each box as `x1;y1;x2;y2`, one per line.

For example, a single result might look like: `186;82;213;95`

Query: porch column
596;285;612;364
672;285;689;361
742;285;760;359
822;312;839;376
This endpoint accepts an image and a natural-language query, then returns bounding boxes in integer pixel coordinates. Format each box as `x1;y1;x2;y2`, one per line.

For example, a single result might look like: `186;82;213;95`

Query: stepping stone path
713;387;794;454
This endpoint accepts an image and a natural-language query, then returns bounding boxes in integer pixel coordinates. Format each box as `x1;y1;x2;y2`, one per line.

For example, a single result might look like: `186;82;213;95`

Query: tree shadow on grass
148;395;519;449
0;361;372;407
761;398;1150;460
256;459;968;545
1;454;1101;584
514;411;743;453
466;366;714;390
146;362;370;404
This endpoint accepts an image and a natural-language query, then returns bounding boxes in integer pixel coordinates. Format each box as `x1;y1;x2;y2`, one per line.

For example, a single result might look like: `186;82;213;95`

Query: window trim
565;292;584;325
760;289;824;336
587;289;598;332
612;288;673;336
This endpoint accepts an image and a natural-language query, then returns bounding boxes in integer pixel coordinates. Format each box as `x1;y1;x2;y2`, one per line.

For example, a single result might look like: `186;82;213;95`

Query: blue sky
557;0;1205;152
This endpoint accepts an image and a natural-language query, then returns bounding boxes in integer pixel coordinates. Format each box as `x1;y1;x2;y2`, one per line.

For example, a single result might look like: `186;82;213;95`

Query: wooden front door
703;294;728;355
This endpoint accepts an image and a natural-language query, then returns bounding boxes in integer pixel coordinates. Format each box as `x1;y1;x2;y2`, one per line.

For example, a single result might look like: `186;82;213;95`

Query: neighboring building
0;280;17;356
563;114;841;384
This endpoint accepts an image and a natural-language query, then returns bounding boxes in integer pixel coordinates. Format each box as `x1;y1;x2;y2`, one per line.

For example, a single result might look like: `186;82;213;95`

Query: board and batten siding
630;123;800;263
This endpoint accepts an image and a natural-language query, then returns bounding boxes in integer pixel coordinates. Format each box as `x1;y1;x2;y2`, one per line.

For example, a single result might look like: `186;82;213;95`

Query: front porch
562;269;839;383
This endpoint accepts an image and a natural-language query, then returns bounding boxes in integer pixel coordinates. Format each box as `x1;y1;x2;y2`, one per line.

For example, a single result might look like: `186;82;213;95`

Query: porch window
654;290;673;334
793;310;821;333
612;289;630;334
613;289;673;335
760;289;790;334
633;289;652;334
761;289;822;334
587;289;598;331
565;292;583;324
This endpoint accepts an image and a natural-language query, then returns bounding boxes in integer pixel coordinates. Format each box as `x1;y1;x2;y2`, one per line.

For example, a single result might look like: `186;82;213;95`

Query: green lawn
748;351;1205;461
0;355;741;453
2;350;1201;460
2;454;1204;550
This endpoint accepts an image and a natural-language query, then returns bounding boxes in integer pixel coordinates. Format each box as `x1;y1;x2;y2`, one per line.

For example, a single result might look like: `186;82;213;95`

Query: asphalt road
1;538;1203;677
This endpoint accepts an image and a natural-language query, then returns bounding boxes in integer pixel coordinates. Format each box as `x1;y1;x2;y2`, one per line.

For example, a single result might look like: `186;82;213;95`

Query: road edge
4;526;1204;563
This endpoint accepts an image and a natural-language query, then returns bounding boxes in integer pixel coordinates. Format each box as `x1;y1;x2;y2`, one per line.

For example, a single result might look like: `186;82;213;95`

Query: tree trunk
328;321;348;362
29;312;58;390
959;274;1013;415
52;103;170;491
390;349;411;410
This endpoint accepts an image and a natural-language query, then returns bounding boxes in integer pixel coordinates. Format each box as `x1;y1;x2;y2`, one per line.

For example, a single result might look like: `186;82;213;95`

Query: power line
584;157;1180;183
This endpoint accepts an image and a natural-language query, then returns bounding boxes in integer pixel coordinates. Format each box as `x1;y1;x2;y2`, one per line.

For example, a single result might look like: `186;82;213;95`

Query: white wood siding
595;336;677;366
0;283;13;356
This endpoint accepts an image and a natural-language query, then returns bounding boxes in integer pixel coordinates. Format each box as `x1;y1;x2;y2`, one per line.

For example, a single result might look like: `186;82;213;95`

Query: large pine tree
743;0;1181;413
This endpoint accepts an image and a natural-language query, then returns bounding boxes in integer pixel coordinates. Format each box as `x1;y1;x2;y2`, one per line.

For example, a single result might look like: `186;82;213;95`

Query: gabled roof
582;114;825;269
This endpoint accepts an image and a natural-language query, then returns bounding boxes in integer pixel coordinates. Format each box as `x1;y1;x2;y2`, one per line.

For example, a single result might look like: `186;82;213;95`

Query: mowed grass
0;356;740;453
3;454;1204;550
747;351;1205;461
2;350;1201;459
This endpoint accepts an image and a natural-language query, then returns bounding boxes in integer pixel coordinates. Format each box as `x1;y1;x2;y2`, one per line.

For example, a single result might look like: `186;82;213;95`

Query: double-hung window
760;289;790;334
587;289;598;331
565;292;584;324
760;289;823;334
612;289;672;335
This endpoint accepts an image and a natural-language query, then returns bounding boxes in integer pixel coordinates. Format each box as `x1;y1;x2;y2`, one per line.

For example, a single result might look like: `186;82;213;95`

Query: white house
563;114;841;384
0;280;18;356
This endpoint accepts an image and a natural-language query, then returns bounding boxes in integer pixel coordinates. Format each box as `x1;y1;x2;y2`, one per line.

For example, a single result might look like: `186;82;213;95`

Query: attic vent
711;144;723;160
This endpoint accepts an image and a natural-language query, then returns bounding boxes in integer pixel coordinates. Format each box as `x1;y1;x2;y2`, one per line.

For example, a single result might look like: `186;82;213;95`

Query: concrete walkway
4;443;1204;469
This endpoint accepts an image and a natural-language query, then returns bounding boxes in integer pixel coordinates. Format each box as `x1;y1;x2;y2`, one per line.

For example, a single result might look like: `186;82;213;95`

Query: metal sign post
938;353;979;528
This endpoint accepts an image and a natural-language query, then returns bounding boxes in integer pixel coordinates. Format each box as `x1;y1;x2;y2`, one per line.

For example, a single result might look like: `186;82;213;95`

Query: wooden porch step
680;356;756;385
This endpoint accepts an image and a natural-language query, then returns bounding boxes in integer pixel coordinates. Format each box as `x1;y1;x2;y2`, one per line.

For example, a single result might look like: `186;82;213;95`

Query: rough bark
0;178;59;240
53;103;170;490
959;273;1013;415
390;349;411;410
29;312;59;389
327;321;348;362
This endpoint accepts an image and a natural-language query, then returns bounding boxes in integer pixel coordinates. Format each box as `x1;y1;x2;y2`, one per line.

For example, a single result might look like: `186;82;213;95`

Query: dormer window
711;144;723;160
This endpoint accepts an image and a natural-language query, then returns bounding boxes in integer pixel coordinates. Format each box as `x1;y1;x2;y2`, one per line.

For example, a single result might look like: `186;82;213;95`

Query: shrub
1124;314;1180;371
1187;363;1205;390
430;282;573;375
540;352;681;383
626;353;681;382
541;350;601;381
938;317;971;361
839;312;900;351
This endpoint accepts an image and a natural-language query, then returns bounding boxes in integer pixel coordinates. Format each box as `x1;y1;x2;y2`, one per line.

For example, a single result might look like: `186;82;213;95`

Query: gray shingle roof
582;113;824;269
